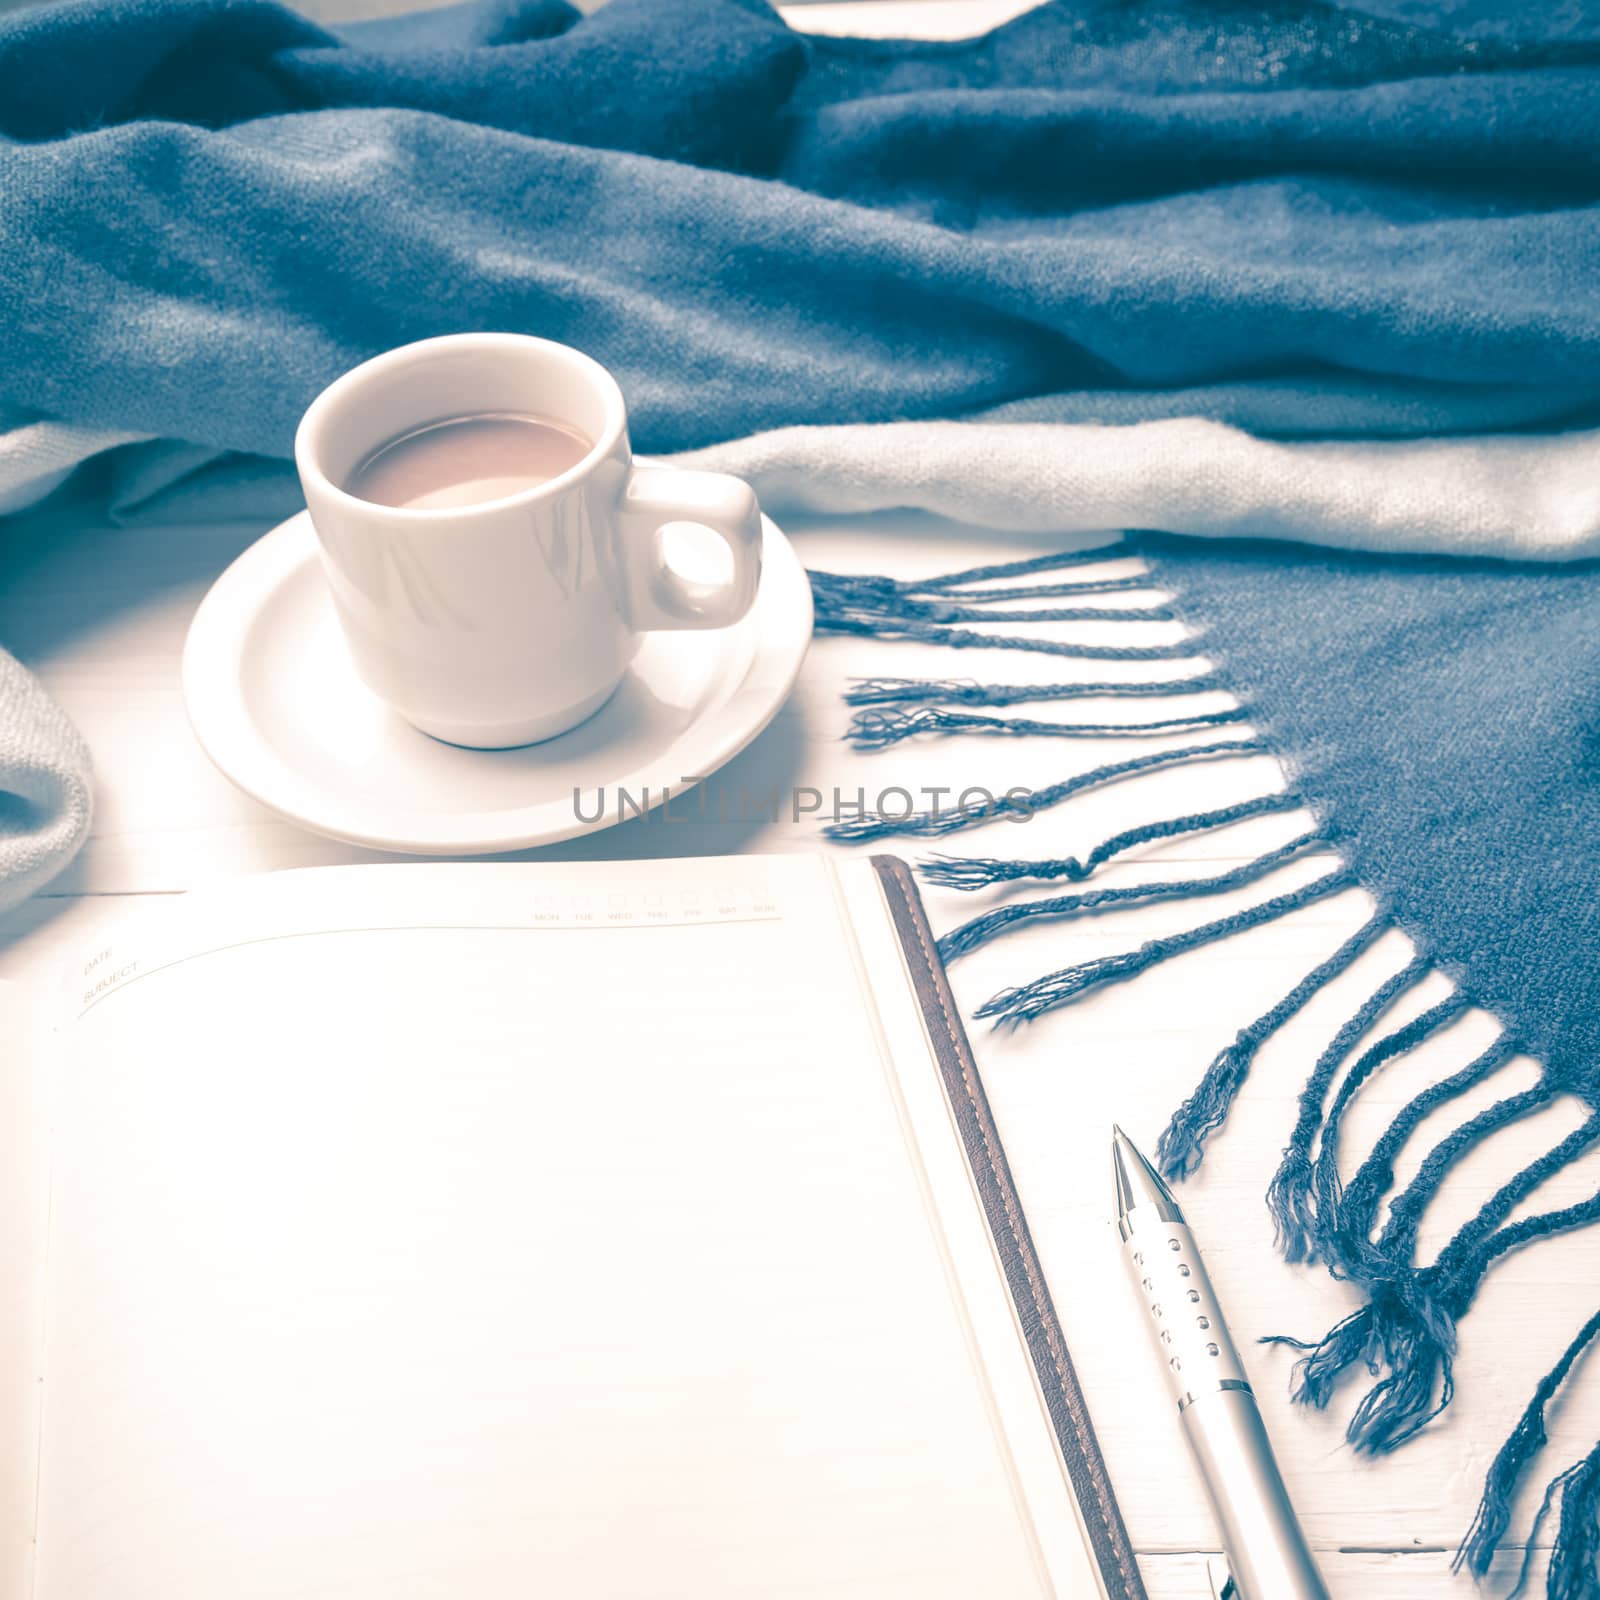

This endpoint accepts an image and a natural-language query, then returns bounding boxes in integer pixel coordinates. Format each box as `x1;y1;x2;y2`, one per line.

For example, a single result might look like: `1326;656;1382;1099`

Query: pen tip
1109;1124;1184;1222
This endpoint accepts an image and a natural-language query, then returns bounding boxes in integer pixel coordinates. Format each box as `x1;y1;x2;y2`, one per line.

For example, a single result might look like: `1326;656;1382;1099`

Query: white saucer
183;509;813;854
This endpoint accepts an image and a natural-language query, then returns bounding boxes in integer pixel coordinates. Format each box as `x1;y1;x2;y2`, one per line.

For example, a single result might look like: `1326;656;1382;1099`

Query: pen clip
1206;1556;1237;1600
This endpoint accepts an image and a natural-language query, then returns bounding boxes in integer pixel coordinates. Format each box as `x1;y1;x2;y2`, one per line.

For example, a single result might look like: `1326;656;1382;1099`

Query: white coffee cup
294;333;763;749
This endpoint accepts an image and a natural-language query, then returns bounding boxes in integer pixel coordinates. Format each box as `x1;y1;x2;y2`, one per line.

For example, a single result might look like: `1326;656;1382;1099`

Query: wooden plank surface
3;503;1594;1600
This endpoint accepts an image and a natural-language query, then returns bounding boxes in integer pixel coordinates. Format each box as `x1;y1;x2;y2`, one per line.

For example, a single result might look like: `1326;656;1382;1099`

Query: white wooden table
8;494;1598;1598
3;4;1597;1595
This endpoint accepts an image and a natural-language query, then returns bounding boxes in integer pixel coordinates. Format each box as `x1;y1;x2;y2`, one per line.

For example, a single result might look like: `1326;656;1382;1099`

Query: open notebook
0;854;1142;1599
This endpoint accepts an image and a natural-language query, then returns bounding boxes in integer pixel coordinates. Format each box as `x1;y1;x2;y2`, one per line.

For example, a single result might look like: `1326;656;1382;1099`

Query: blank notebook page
31;857;1087;1599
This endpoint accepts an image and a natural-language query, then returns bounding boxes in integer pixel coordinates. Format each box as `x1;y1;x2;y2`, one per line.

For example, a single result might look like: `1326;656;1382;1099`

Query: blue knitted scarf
5;0;1600;454
5;0;1600;1585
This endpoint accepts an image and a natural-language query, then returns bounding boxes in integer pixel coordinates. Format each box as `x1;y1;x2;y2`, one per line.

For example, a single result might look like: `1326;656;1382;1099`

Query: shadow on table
0;482;276;667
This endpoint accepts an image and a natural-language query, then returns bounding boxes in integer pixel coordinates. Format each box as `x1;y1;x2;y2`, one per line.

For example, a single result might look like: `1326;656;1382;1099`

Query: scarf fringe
1333;1036;1519;1260
1366;1070;1547;1270
1268;1113;1600;1455
921;794;1304;893
824;738;1267;842
1158;915;1388;1180
810;548;1195;659
973;868;1354;1028
848;703;1248;748
1540;1443;1600;1600
891;546;1131;590
822;590;1177;625
1264;954;1432;1264
816;612;1198;660
812;544;1600;1590
1267;1280;1461;1453
937;834;1325;962
1311;993;1474;1275
844;674;1223;707
1457;1308;1600;1595
809;563;1159;612
937;578;1157;601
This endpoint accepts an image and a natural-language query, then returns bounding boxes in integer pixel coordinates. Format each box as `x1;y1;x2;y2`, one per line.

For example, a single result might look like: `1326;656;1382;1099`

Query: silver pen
1111;1127;1330;1600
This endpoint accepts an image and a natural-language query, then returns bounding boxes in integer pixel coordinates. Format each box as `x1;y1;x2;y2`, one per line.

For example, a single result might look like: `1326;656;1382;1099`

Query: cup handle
619;467;764;631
